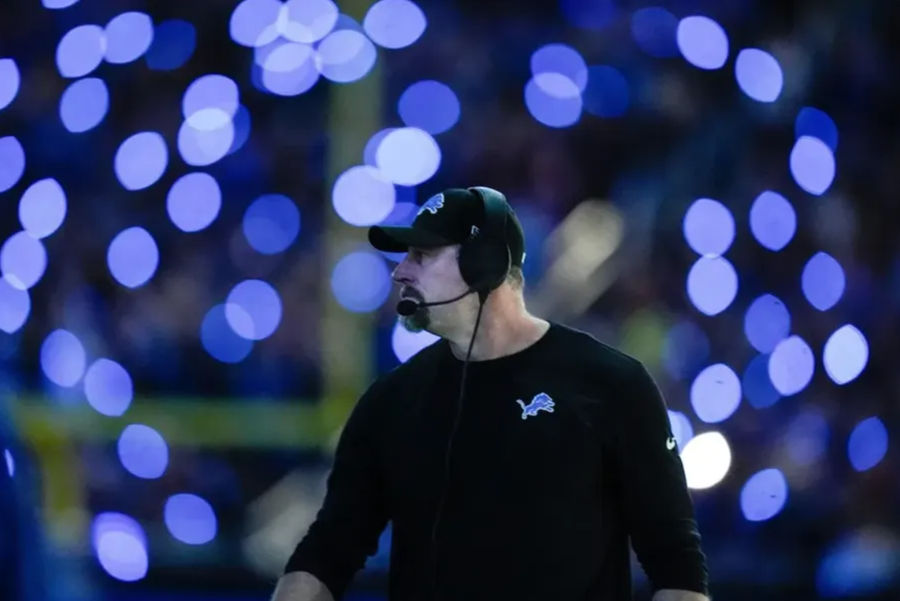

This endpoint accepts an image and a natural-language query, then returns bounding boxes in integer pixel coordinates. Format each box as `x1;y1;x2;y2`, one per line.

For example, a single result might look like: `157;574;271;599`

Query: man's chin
399;312;430;333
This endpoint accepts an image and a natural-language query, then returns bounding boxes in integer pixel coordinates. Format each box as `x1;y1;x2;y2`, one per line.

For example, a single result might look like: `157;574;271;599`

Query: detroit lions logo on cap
417;193;445;216
515;392;555;420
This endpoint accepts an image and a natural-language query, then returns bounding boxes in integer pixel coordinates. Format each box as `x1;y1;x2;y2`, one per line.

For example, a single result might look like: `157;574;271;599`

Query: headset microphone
396;289;475;316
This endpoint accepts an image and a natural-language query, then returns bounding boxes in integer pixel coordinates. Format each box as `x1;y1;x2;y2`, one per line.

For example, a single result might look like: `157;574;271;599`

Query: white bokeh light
680;431;732;490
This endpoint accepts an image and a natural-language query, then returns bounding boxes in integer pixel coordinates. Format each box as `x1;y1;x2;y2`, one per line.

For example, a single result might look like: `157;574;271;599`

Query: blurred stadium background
1;0;898;599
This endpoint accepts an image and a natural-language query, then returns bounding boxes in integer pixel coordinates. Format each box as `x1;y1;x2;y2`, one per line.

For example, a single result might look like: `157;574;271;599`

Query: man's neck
447;312;550;361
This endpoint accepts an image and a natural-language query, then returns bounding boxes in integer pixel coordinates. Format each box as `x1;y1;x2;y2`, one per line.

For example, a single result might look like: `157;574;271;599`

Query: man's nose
391;256;413;284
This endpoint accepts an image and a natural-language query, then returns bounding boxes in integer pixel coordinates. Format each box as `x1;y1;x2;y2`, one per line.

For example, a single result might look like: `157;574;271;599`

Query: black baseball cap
368;188;526;266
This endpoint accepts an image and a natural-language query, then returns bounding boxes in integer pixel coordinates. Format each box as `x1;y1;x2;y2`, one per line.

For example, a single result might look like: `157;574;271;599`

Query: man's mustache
400;287;424;302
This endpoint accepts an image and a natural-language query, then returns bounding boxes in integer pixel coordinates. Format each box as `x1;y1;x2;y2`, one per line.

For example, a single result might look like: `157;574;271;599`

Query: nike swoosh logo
666;436;677;451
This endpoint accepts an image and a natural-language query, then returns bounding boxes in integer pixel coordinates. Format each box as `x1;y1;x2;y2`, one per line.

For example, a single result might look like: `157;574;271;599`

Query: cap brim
368;226;456;252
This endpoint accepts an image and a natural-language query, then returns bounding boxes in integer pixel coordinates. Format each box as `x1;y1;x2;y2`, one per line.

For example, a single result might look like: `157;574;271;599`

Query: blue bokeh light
375;127;441;186
227;105;252;155
164;493;217;545
0;136;26;192
796;107;838;151
183;74;239;122
4;448;13;477
332;165;396;226
735;48;783;102
167;172;221;233
107;226;159;289
84;358;133;416
91;512;148;582
631;7;678;58
364;128;397;166
524;73;582;128
316;29;377;83
661;320;710;380
749;190;795;251
201;304;254;363
114;132;168;191
177;114;235;166
742;353;781;409
118;424;168;479
40;329;86;387
530;44;588;91
43;0;80;8
785;408;829;467
1;231;47;290
686;255;738;316
254;40;319;97
790;136;836;196
740;468;788;521
56;25;106;78
744;294;790;353
331;252;392;312
768;335;815;396
690;363;741;423
683;197;734;256
847;417;888;472
225;279;282;341
0;279;30;334
823;324;868;385
0;58;20;111
391;320;440;362
282;0;339;43
364;0;427;49
229;0;281;47
817;530;900;598
243;194;301;254
146;20;196;71
60;77;109;133
19;178;67;239
802;251;845;311
104;12;154;64
582;65;629;118
676;15;729;70
398;80;461;134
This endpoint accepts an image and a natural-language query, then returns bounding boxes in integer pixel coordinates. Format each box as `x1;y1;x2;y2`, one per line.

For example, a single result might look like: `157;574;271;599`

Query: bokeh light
391;320;440;363
680;431;731;490
164;493;217;545
0;136;25;192
740;468;788;521
177;113;235;166
749;190;795;251
91;512;148;582
524;73;582;127
146;20;196;71
183;74;239;123
1;231;47;290
201;304;254;363
375;127;441;185
364;0;427;49
530;44;588;91
823;324;868;385
0;279;30;333
60;77;109;133
742;354;781;409
817;529;900;598
785;408;829;467
802;252;845;311
631;7;678;58
167;172;222;232
84;358;133;416
254;40;320;97
0;58;20;111
43;0;80;8
315;29;377;83
19;178;67;239
107;227;159;289
398;80;461;134
118;424;168;479
667;410;694;452
676;15;728;70
690;363;741;423
582;65;629;118
115;132;168;191
686;256;738;316
227;105;252;155
363;128;396;167
242;194;301;254
225;279;282;341
661;320;709;380
743;294;790;353
683;197;734;256
229;0;281;47
4;448;13;477
56;25;106;78
847;417;887;472
104;12;154;64
40;329;86;387
281;0;339;44
332;165;396;226
790;136;835;196
796;106;838;151
331;252;392;312
735;48;783;102
768;335;814;396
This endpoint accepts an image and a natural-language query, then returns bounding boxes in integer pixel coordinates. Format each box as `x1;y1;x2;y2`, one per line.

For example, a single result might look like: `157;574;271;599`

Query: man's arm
270;571;334;601
653;589;710;601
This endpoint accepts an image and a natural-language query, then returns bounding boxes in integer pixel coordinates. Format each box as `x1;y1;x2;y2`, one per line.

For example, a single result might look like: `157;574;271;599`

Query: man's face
390;244;467;334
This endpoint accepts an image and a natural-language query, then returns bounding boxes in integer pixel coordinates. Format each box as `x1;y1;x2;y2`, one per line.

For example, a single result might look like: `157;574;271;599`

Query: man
272;188;709;601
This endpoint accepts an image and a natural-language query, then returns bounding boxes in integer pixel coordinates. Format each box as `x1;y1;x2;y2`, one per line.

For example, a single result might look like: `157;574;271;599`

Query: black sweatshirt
285;322;708;600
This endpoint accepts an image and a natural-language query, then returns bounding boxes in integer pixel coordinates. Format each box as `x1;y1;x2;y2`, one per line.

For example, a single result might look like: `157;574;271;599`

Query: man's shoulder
549;322;645;376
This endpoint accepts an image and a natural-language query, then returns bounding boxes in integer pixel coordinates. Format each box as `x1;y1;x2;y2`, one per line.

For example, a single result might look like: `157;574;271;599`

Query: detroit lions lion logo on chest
417;193;445;216
515;392;555;420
